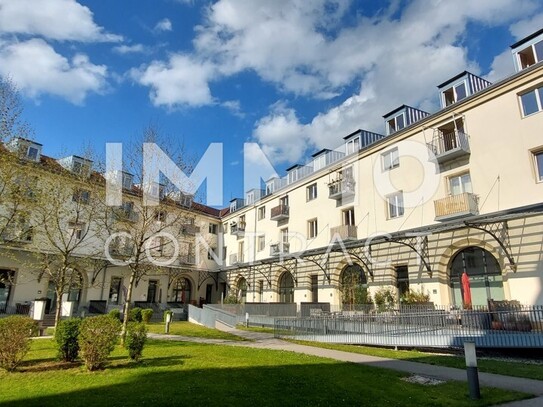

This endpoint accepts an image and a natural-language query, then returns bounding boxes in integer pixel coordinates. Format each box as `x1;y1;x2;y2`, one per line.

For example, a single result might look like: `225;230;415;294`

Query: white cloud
0;39;108;104
509;13;543;40
131;54;215;107
0;0;121;42
113;44;146;55
154;18;173;33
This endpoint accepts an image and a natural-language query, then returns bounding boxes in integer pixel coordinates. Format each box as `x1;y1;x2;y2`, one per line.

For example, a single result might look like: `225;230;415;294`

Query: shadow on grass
2;361;529;407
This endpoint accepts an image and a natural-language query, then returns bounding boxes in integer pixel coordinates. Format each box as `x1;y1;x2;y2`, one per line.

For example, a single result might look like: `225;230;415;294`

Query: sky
1;0;543;208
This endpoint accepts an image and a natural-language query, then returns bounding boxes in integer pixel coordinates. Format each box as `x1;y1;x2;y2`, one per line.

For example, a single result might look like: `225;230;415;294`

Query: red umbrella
461;272;472;309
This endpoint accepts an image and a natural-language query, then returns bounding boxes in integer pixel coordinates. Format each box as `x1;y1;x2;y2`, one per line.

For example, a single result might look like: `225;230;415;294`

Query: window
155;210;167;222
517;40;543;70
68;222;85;241
258;206;266;220
152;236;165;255
307;219;318;239
108;277;122;305
343;208;355;226
122;173;133;190
72;189;90;204
306;183;317;201
346;137;361;154
280;195;289;207
520;86;543;116
448;173;472;195
387;113;405;134
310;275;318;303
387;192;404;219
382;147;399;171
208;223;218;234
281;228;289;244
395;265;409;298
246;192;254;205
533;150;543;182
442;81;467;106
26;146;39;161
257;235;266;252
208;247;217;260
313;154;326;170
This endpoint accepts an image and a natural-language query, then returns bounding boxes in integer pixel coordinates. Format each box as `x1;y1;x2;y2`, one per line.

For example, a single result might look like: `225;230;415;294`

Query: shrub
0;316;38;372
55;318;81;362
108;309;121;320
400;288;430;304
223;295;240;304
78;315;121;371
141;308;153;324
129;307;142;322
124;322;147;361
373;287;396;312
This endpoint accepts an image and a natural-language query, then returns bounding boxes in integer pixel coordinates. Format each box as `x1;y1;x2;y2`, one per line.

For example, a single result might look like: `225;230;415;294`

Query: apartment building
219;29;543;308
0;140;224;318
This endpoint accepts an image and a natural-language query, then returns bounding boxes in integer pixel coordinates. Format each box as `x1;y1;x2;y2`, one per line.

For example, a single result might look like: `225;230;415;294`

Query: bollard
464;340;480;400
245;312;249;328
165;312;172;334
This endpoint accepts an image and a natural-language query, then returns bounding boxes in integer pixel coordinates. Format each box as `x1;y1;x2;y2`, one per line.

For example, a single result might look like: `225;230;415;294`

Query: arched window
449;246;503;307
340;264;369;310
278;272;294;303
237;277;247;303
173;278;192;304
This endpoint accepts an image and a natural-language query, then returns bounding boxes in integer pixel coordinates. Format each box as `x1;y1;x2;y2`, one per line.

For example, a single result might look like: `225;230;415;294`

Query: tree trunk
121;269;136;345
54;288;63;328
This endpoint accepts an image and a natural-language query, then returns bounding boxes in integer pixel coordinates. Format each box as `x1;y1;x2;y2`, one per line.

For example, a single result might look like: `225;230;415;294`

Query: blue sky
1;0;543;207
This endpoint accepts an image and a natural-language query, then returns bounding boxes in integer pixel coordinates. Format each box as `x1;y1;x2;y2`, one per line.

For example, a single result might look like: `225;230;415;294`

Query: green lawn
0;339;530;406
146;321;246;341
236;324;275;334
288;340;543;381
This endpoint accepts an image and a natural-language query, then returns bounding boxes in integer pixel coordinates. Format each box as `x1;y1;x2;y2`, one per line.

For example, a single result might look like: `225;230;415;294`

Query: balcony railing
330;225;358;242
270;242;290;256
270;204;289;221
113;208;139;223
427;130;470;163
230;222;246;236
434;192;478;221
179;254;196;265
229;253;244;265
328;178;356;200
1;227;33;244
181;224;200;235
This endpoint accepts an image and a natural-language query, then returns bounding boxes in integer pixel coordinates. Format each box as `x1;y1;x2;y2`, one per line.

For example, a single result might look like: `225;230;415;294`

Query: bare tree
105;125;201;343
28;156;109;327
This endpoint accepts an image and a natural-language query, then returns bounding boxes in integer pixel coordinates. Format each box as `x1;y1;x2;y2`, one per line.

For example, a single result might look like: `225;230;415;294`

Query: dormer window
442;81;467;106
387;113;405;134
26;146;39;161
122;173;133;190
346;137;360;155
516;40;543;70
246;191;254;205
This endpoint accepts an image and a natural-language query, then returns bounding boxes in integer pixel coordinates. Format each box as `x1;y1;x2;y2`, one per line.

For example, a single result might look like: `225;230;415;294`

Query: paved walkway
150;324;543;406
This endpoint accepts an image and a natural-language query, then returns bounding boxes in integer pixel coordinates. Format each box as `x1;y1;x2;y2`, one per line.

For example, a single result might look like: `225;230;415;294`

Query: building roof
510;27;543;49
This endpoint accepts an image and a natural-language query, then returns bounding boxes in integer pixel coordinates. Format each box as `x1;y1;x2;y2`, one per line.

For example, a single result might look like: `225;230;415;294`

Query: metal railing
270;242;290;256
330;225;357;241
434;192;478;220
328;179;356;200
274;304;543;349
428;130;470;162
230;222;246;235
270;204;289;221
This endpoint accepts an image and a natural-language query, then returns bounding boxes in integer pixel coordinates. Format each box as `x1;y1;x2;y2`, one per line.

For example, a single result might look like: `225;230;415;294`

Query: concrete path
150;325;543;405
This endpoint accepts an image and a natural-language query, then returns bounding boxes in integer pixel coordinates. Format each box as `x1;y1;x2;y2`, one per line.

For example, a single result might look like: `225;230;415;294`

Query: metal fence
274;305;543;349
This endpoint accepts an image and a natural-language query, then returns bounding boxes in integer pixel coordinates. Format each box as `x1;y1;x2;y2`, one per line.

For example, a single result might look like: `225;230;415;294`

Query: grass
287;340;543;381
0;339;530;406
146;321;246;341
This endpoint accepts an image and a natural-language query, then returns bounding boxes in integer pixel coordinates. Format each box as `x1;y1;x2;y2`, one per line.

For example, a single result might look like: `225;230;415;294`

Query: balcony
179;254;196;265
330;225;358;242
270;242;290;256
113;208;139;223
229;253;244;265
1;228;33;244
270;204;289;221
109;241;134;258
434;192;478;221
428;130;470;163
181;224;200;236
230;222;246;236
328;178;356;200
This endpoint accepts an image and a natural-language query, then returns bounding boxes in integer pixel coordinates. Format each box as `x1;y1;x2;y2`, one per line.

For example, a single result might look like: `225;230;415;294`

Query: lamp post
464;340;480;399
